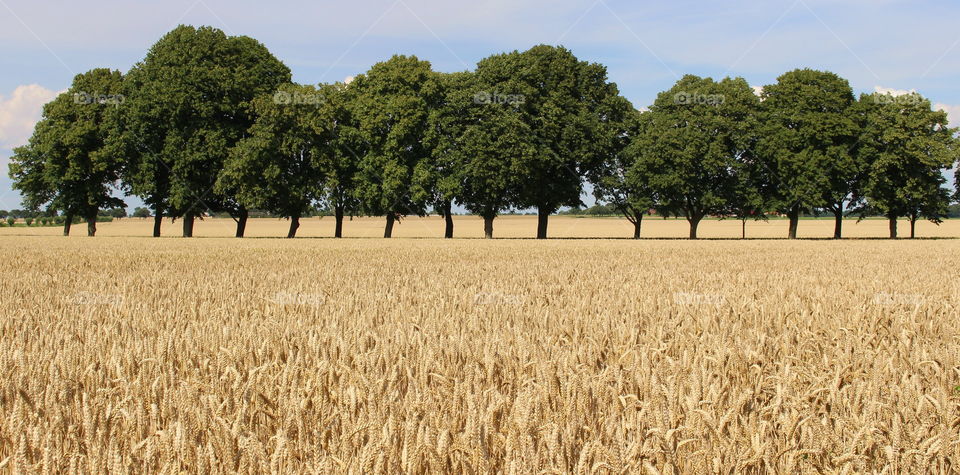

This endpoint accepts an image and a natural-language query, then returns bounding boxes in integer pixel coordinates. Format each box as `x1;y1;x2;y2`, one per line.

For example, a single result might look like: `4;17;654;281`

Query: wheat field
1;218;959;473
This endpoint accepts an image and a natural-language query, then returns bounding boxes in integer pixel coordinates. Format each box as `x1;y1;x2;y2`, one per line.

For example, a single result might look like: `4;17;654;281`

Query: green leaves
122;25;291;219
427;70;531;220
8;68;126;226
10;30;958;242
856;92;956;225
351;55;441;219
479;46;624;218
757;69;859;215
217;83;324;219
626;75;761;235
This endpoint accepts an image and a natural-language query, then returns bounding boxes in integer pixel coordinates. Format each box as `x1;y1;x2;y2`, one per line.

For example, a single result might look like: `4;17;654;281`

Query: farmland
2;215;959;239
1;217;958;473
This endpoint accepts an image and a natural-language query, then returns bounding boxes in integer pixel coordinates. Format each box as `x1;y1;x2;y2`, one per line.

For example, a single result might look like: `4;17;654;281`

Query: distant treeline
8;25;959;239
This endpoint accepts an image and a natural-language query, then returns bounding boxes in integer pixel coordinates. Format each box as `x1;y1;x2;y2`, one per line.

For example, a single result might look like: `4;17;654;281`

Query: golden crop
4;215;959;239
1;217;958;473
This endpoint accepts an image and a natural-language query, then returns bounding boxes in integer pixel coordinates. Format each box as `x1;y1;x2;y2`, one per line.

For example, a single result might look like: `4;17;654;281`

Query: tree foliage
312;82;364;237
628;75;760;239
351;55;441;237
217;84;324;238
120;25;291;236
479;45;626;238
590;99;649;238
757;69;860;238
8;68;126;236
427;71;536;238
857;92;958;238
9;31;959;240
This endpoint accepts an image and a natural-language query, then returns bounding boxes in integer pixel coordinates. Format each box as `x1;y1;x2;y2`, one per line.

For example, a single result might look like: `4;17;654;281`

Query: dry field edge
2;215;958;240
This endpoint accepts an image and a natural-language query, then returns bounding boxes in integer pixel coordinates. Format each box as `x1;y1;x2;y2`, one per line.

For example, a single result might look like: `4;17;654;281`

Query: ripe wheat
0;224;958;473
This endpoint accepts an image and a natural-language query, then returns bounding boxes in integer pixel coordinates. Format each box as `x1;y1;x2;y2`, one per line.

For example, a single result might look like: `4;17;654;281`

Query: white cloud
343;76;355;84
933;103;960;126
752;86;763;97
0;84;61;149
874;86;916;96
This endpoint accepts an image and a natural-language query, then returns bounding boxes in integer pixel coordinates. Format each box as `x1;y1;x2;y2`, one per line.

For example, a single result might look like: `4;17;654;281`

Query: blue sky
1;0;958;210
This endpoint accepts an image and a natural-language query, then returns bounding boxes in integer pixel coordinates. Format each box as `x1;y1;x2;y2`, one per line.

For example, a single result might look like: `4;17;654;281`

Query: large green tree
311;82;363;238
120;25;291;237
590;100;650;239
8;69;126;236
857;92;957;238
427;71;541;238
424;71;472;239
217;84;324;238
433;71;538;238
756;69;860;239
479;45;624;238
351;55;441;238
628;75;760;239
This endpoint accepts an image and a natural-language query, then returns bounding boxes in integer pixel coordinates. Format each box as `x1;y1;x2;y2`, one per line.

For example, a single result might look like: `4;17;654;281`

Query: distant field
1;231;959;472
2;215;958;239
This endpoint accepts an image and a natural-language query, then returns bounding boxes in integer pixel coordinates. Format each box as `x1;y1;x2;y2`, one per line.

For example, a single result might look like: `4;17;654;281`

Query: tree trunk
833;208;843;239
334;205;344;238
287;215;300;238
483;215;495;239
632;214;643;239
787;207;800;239
443;201;454;239
384;214;395;238
86;215;97;237
235;207;248;238
63;213;73;236
909;217;917;239
888;215;898;239
152;207;163;237
183;215;195;238
688;215;703;239
741;219;746;239
536;205;550;239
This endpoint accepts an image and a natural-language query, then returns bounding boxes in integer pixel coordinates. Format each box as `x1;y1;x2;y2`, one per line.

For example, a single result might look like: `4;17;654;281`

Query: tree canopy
217;83;325;238
8;68;126;236
350;55;441;238
757;69;860;238
628;75;761;239
120;25;291;237
857;92;957;238
479;45;627;238
8;27;960;240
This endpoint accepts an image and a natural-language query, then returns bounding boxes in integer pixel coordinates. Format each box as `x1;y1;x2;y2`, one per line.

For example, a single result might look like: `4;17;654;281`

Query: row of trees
607;72;958;239
9;25;960;239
